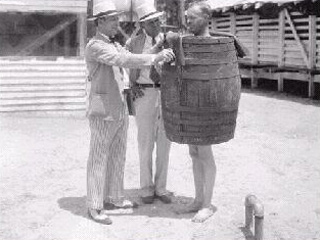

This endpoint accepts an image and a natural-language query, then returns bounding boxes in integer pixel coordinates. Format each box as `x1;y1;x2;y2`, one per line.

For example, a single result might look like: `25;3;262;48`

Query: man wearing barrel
125;2;173;205
168;2;247;223
85;0;175;225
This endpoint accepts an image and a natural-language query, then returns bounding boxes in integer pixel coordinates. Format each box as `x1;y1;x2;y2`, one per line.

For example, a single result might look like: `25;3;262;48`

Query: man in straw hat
125;1;172;205
85;0;174;225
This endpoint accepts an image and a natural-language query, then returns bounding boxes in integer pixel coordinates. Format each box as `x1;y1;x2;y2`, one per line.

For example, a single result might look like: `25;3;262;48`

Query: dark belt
135;83;160;88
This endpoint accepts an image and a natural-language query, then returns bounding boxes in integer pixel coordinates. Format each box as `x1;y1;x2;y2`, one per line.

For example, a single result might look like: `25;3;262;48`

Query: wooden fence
209;10;320;97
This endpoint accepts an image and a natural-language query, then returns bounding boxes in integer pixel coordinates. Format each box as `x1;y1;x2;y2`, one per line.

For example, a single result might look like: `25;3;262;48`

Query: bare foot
175;202;202;215
192;207;214;223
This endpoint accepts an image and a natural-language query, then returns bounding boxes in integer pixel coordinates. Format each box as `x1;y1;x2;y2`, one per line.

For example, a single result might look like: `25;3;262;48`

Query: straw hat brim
139;11;164;22
88;11;124;21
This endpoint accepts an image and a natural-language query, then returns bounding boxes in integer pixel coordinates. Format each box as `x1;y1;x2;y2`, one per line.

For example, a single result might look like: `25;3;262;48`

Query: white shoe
88;208;112;225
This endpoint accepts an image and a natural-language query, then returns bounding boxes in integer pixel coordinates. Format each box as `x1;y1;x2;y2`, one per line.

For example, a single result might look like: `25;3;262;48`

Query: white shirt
136;33;163;84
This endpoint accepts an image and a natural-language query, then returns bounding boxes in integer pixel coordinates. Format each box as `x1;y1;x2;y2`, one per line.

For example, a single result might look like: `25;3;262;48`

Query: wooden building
0;0;88;114
208;0;320;98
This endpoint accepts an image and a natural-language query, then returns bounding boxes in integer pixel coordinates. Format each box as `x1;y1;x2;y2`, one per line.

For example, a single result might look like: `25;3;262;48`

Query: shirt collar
96;31;113;43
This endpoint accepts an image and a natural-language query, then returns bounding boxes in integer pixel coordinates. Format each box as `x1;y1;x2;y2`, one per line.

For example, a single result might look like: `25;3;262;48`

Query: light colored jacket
125;30;163;84
85;32;155;120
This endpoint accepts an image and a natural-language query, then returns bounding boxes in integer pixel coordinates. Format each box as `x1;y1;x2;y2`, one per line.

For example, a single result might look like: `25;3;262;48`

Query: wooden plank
236;37;253;41
259;26;279;30
216;17;231;22
284;45;309;51
286;18;309;24
258;31;280;37
183;44;235;53
258;36;279;41
0;6;87;13
309;15;317;69
0;0;87;6
285;52;308;59
258;49;279;55
278;10;285;91
236;27;253;31
0;78;85;85
1;71;85;78
0;97;86;105
64;25;71;56
284;58;306;66
285;25;310;31
258;55;278;61
259;19;279;24
258;43;279;49
235;20;254;26
1;91;85;99
0;66;86;72
251;13;259;88
258;38;279;43
284;33;310;38
236;32;253;38
0;0;87;13
0;104;85;112
289;11;304;16
184;58;237;65
16;16;77;56
230;12;236;35
238;40;253;45
308;15;317;98
284;41;308;48
284;9;309;66
77;13;87;57
235;15;253;20
0;84;85;92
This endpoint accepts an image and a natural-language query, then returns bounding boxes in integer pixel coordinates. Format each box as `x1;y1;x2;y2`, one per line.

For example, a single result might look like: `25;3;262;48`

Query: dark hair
188;1;212;19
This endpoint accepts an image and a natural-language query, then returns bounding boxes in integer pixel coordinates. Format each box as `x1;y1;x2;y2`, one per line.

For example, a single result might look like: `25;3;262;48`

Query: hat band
139;11;159;21
93;10;118;18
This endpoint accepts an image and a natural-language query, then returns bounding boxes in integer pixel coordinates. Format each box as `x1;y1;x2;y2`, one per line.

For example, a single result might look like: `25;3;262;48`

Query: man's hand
154;61;164;75
154;49;175;65
131;84;144;100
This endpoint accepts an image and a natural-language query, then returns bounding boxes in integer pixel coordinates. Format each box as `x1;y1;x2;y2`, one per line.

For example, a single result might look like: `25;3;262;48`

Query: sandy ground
1;89;320;240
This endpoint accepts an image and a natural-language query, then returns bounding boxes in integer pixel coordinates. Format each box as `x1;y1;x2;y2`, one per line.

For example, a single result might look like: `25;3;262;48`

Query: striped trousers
87;114;128;210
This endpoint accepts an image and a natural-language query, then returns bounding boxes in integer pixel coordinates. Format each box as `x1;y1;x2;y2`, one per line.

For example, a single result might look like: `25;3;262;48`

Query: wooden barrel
161;35;241;145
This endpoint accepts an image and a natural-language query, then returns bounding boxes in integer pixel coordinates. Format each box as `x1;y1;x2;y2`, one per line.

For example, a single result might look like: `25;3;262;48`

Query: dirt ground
1;89;320;240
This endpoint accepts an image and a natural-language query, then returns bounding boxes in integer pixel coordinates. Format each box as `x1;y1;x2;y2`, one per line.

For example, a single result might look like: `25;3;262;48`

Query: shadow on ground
57;188;218;221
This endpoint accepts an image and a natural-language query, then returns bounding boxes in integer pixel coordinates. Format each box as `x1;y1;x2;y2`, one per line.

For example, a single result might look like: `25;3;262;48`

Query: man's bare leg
192;145;216;223
175;145;204;214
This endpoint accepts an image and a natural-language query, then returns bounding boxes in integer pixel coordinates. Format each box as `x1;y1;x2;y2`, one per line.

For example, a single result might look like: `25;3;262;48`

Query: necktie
109;36;116;43
150;36;161;84
152;37;156;46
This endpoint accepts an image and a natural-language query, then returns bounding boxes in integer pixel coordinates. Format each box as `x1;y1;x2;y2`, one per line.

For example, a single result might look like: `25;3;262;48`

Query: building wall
0;58;87;114
0;0;88;13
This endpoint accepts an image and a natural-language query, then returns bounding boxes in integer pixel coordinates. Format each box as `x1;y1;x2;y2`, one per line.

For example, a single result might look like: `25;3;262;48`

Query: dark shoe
88;209;112;225
155;194;172;204
141;195;154;204
104;200;139;210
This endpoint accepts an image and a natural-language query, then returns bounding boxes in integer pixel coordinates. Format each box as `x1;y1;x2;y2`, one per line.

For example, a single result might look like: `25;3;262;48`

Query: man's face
187;6;208;35
98;15;119;37
142;18;161;38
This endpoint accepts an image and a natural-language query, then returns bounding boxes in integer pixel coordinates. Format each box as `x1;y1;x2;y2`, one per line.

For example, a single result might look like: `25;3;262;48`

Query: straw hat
88;0;123;21
135;2;163;22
